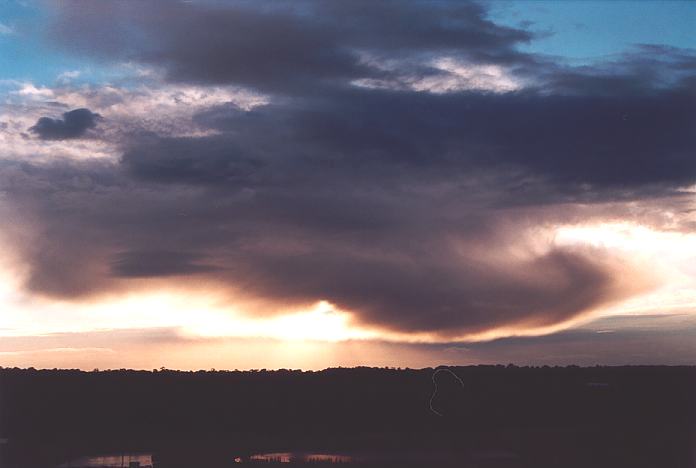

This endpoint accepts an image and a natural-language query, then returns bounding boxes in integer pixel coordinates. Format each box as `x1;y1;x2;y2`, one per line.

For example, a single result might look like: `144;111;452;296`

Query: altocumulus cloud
1;0;693;339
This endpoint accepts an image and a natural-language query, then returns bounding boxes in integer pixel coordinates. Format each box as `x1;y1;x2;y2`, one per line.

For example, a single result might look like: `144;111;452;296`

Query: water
240;452;353;463
57;449;518;466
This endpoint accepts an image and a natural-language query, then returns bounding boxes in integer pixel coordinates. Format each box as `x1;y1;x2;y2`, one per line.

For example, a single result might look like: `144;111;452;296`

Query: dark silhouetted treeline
0;365;694;468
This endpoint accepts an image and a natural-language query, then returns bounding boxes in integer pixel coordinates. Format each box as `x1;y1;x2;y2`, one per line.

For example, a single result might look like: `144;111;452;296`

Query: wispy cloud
0;23;14;35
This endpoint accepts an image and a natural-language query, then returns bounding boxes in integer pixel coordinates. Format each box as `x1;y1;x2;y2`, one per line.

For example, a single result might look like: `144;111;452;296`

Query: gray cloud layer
2;0;694;338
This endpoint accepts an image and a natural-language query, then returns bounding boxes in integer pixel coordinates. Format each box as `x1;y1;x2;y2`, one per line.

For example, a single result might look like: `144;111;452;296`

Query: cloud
1;80;267;162
57;70;81;84
541;45;696;96
121;135;264;185
110;250;221;278
0;0;692;341
353;59;523;94
188;84;696;193
16;83;54;98
29;108;102;140
0;150;655;337
223;244;646;336
0;23;14;35
49;0;536;94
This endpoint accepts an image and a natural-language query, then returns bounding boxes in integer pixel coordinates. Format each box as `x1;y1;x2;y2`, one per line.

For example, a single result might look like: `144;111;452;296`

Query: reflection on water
59;453;153;468
239;452;353;463
236;449;519;465
305;454;353;463
56;448;519;467
248;453;292;463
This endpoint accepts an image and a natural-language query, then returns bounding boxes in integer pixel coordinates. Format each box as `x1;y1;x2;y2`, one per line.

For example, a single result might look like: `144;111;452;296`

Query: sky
0;0;695;370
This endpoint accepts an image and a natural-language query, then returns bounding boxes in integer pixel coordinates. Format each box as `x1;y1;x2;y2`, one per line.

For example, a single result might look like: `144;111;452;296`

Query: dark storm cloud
48;0;696;195
50;0;535;93
29;108;101;140
110;250;220;278
0;153;649;335
542;44;696;97
5;0;693;337
187;85;696;191
121;136;264;186
223;246;633;334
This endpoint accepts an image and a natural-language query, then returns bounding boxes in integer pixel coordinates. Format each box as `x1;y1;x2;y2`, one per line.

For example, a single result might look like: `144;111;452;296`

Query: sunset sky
0;0;695;370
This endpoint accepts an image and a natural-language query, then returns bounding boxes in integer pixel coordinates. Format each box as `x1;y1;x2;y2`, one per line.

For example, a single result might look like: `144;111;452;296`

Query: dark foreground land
0;365;694;468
